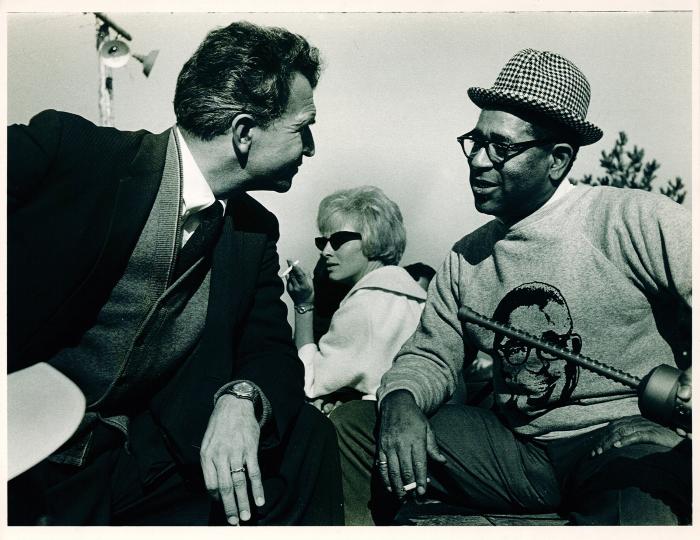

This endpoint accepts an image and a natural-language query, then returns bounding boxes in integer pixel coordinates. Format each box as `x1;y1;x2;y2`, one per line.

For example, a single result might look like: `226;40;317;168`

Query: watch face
233;382;255;398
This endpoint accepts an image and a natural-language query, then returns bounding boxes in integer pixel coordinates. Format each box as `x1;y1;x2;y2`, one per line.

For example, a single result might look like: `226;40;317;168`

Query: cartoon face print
492;282;580;408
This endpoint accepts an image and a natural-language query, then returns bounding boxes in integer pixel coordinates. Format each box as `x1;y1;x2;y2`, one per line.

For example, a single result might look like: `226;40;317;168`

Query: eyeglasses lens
315;231;362;251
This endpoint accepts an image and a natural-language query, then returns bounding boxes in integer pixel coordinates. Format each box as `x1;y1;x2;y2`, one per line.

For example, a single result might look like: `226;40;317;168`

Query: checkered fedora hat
468;49;603;145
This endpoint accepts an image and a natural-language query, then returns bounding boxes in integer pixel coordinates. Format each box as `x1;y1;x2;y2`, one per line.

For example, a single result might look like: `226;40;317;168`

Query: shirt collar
540;178;574;210
496;179;574;225
175;126;227;218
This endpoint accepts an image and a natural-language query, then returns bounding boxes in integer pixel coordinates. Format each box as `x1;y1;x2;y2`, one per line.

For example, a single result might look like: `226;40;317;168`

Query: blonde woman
285;186;425;411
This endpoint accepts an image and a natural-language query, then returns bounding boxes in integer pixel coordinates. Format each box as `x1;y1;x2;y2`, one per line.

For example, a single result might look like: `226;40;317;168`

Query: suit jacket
7;110;305;466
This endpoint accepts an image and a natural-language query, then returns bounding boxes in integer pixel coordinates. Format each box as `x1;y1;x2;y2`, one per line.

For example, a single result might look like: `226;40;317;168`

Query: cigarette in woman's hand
280;260;300;278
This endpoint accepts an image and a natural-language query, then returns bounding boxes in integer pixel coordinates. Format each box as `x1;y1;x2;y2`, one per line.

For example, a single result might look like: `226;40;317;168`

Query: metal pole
457;306;642;389
94;12;132;41
96;21;113;126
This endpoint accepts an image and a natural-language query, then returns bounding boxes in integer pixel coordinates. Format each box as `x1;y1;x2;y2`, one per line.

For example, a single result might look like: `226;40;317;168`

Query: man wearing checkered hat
331;49;691;525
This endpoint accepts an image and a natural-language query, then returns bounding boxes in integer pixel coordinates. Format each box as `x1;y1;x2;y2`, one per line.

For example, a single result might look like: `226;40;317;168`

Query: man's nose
302;127;315;157
321;241;334;255
469;146;492;169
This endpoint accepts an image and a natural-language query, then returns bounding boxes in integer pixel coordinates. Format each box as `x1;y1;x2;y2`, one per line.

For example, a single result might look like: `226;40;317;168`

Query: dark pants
9;404;344;525
330;400;692;525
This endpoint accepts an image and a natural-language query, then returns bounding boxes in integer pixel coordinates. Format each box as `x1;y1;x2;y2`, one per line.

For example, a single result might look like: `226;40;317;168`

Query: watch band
294;303;315;314
224;381;262;419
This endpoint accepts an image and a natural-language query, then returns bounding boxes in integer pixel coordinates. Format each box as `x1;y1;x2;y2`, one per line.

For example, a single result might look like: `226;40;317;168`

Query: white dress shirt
175;126;226;246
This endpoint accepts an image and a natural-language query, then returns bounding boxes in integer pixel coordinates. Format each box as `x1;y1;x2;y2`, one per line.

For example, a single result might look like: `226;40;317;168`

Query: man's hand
200;395;265;525
377;390;446;497
676;366;692;439
590;414;684;457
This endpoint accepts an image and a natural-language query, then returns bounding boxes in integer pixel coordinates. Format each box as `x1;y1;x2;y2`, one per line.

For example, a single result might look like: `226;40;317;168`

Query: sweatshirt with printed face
378;185;691;438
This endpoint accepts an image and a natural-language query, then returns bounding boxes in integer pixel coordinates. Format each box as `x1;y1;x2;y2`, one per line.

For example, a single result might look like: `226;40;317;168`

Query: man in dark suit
7;21;342;526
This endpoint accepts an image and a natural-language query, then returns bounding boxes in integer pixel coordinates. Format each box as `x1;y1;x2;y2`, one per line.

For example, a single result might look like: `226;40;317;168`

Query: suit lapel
21;130;172;365
75;131;171;302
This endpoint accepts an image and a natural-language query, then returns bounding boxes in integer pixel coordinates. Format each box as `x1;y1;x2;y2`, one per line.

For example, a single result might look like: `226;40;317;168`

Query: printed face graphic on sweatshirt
492;282;580;408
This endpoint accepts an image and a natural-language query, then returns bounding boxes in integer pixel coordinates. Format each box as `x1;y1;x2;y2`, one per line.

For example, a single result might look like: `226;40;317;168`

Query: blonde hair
317;186;406;265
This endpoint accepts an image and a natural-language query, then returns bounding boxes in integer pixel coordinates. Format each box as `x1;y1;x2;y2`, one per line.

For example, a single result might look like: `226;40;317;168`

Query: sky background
5;8;694;323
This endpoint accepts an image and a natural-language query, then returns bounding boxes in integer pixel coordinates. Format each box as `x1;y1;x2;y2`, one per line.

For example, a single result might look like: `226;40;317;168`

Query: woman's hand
310;397;345;415
285;259;314;305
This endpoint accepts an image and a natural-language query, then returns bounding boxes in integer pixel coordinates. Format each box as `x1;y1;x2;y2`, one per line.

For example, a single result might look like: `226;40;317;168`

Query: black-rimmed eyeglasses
457;130;555;165
315;231;362;251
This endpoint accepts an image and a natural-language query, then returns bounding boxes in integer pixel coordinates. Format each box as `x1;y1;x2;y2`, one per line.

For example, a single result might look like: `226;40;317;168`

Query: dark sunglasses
314;231;362;251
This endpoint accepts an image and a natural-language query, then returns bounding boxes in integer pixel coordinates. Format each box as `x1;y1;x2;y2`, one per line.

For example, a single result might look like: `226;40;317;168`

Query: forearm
377;252;467;413
380;389;417;411
293;310;315;349
235;238;304;444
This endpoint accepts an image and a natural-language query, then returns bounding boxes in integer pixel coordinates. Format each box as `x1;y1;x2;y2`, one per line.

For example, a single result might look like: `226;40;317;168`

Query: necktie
172;201;224;282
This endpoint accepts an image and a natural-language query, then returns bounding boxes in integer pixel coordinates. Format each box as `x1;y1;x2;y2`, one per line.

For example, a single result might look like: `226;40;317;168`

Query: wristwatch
294;303;315;314
227;381;262;418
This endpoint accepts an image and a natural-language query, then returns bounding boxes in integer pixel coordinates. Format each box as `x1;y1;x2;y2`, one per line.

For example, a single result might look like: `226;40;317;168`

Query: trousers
9;404;344;525
330;400;692;525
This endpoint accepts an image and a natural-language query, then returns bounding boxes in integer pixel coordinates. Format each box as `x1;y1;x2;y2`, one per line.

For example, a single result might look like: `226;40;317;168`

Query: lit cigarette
280;260;300;278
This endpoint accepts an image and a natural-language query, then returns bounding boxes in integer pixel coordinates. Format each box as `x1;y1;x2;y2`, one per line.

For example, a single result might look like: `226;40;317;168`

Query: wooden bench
394;499;568;526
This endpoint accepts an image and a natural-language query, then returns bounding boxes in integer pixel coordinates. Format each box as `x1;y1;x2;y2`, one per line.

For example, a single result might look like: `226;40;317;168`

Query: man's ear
567;333;583;355
231;114;256;165
548;143;574;182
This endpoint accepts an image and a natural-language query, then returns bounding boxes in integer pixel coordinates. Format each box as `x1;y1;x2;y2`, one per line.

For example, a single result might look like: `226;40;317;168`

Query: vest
49;132;215;466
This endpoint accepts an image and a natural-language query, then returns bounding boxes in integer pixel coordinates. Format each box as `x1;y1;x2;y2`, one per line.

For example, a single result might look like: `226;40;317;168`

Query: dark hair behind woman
403;262;436;282
312;257;351;343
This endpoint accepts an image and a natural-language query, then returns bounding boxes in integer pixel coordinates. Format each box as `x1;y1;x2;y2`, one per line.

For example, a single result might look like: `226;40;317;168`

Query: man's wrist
214;381;264;421
382;389;417;409
294;302;315;314
217;392;255;414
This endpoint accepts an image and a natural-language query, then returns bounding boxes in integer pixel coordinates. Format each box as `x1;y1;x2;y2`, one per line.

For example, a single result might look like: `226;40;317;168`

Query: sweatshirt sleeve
299;288;413;399
612;193;691;308
376;249;471;414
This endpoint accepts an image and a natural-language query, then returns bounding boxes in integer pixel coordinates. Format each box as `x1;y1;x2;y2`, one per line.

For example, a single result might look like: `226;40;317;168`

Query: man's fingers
426;427;446;464
246;455;266;508
594;431;626;455
376;451;391;491
398;445;416;492
676;427;688;438
613;431;650;449
411;445;429;496
216;460;239;525
387;451;404;496
231;467;251;522
677;367;691;404
200;455;219;499
591;418;683;457
591;420;634;456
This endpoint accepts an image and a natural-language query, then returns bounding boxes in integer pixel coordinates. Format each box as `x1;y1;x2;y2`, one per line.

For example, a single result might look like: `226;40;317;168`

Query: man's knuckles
232;477;247;489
